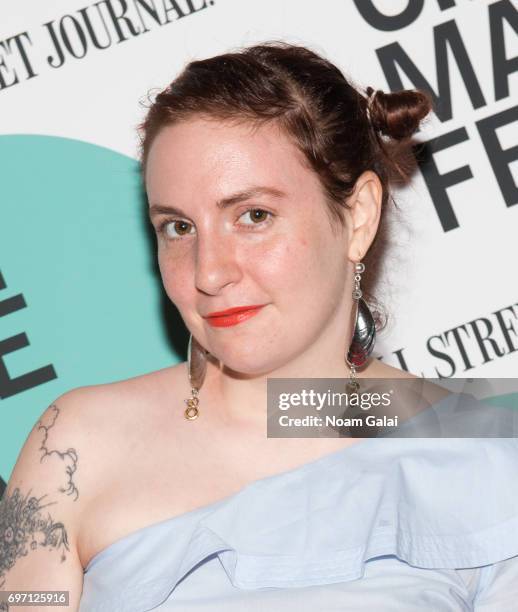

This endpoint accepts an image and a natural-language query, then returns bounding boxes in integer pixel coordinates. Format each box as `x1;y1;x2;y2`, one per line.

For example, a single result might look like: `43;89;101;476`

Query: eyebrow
148;185;286;219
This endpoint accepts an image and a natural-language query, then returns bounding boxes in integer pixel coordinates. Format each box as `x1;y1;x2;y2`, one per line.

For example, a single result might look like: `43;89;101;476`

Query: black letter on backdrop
0;32;38;90
0;39;20;90
392;348;411;372
468;317;505;364
443;326;475;371
413;129;473;231
60;15;88;59
102;0;143;42
8;32;37;80
354;0;470;30
490;0;518;101
184;0;209;14
427;335;457;378
377;20;485;122
0;271;57;399
163;0;187;23
493;305;518;355
133;0;164;33
353;0;424;31
78;5;112;49
43;20;66;68
477;106;518;209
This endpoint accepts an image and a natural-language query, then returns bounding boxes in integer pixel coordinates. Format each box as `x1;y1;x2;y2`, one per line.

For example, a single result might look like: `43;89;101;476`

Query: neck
202;348;382;429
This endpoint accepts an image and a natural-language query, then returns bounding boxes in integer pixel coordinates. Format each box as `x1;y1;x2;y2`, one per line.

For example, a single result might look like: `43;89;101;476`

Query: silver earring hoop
184;334;209;420
346;262;376;392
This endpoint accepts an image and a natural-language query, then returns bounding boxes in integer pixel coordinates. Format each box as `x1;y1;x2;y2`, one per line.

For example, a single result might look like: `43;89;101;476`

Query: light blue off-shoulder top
80;392;518;611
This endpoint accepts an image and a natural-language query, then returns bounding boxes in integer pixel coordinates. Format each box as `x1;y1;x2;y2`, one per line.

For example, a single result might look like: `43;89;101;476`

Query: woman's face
146;117;361;375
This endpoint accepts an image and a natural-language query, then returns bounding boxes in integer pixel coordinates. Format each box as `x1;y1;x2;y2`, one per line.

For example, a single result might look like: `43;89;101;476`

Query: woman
1;42;517;611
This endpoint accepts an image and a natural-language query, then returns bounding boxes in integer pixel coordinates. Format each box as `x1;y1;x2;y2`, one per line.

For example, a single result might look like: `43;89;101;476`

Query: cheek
249;233;335;295
157;248;193;307
246;238;299;283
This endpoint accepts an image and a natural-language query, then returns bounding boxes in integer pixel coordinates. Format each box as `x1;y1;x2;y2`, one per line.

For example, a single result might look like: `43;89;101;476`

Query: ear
345;170;383;262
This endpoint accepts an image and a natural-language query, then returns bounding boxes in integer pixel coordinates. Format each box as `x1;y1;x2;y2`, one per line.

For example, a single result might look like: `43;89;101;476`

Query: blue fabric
80;392;518;611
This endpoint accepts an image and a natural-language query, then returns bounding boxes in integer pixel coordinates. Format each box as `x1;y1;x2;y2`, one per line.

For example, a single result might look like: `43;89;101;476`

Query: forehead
145;117;319;203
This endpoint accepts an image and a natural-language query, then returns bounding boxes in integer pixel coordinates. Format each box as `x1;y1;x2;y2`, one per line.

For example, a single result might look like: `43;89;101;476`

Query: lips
204;304;266;318
203;304;266;328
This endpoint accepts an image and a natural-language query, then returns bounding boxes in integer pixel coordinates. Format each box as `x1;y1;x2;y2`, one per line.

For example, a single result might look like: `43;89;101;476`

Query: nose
194;232;242;296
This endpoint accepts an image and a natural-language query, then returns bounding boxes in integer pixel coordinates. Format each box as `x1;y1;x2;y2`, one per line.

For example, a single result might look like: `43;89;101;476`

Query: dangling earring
345;261;376;393
184;334;209;420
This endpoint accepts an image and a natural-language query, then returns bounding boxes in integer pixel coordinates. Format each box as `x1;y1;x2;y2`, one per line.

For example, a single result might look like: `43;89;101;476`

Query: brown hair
137;41;433;333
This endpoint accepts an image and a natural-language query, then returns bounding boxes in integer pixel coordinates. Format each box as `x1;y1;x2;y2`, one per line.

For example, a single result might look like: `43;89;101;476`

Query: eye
157;219;195;239
239;208;272;226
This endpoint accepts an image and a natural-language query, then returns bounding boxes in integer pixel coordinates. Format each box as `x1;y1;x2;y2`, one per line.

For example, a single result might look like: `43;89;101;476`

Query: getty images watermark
266;378;518;438
277;387;395;426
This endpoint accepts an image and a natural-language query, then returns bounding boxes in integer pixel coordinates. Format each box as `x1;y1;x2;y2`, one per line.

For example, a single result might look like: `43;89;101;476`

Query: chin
209;345;277;377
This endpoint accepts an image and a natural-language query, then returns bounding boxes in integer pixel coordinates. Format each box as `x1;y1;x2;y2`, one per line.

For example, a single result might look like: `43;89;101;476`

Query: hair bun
365;86;433;141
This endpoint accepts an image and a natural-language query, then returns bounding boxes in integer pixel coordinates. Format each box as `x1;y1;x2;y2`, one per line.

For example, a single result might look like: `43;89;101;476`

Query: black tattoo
37;404;79;501
0;488;70;589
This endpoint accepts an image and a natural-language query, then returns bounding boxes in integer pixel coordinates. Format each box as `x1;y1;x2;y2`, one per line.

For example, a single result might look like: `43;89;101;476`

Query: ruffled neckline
80;390;518;612
83;389;512;573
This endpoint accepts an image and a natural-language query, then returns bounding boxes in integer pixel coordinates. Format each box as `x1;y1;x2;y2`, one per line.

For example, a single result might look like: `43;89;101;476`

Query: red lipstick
203;304;266;328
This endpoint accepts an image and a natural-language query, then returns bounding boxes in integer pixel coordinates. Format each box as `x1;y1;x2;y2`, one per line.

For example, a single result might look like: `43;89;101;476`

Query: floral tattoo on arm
38;404;79;501
0;488;69;588
0;403;80;592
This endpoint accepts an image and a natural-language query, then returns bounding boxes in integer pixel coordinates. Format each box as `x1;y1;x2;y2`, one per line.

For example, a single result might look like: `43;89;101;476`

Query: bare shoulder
366;358;421;380
50;361;189;436
6;365;180;489
367;359;452;405
0;363;189;585
48;361;191;475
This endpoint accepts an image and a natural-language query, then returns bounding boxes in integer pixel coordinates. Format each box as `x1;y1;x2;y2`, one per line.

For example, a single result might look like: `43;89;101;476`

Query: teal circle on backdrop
0;134;184;482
